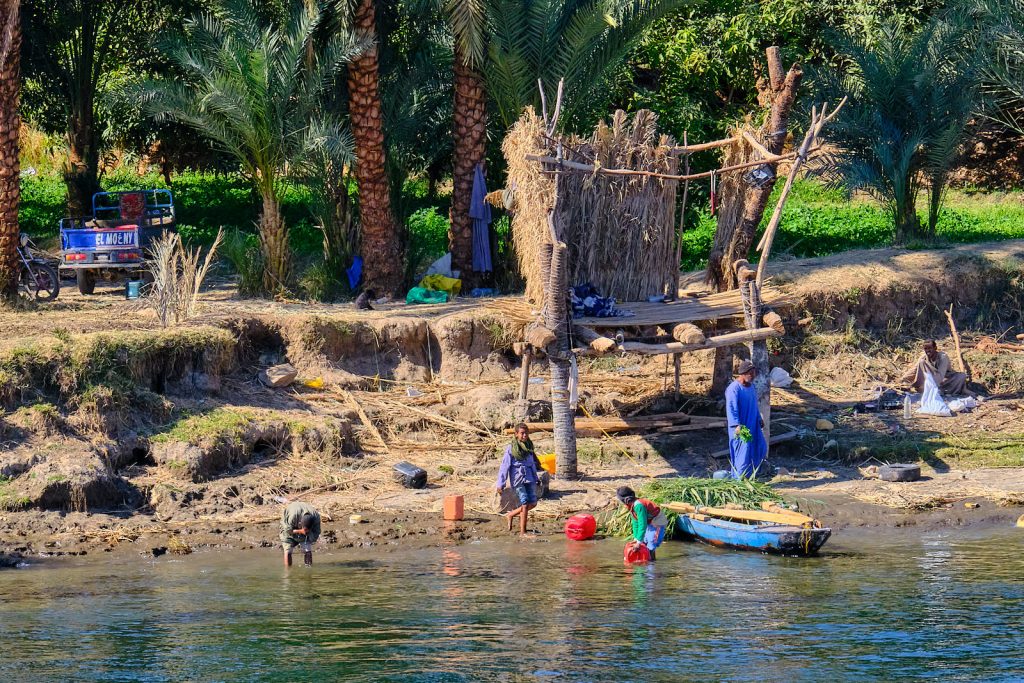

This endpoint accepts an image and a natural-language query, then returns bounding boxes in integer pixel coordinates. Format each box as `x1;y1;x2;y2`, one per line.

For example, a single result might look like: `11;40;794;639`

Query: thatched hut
503;108;679;303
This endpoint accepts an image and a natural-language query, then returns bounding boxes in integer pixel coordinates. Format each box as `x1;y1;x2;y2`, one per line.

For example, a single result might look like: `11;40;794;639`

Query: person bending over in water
495;423;542;535
616;486;668;561
280;501;321;567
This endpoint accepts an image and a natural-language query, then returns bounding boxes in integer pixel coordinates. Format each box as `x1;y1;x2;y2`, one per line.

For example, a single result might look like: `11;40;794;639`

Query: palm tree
813;17;979;242
347;0;404;294
0;0;19;298
142;0;362;292
444;0;683;281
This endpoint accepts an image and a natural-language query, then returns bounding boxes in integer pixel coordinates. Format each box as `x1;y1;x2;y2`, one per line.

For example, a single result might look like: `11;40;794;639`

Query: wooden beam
741;130;773;160
340;390;389;454
669;137;739;155
620;327;781;356
658;420;725;433
673;353;682;396
755;98;847;288
512;413;729;433
526;145;821;183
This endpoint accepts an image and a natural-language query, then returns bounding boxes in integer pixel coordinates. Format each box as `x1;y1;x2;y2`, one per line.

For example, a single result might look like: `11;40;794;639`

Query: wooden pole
673;131;691;298
755;98;846;288
547;239;577;478
944;304;972;381
518;348;532;400
673;353;682;396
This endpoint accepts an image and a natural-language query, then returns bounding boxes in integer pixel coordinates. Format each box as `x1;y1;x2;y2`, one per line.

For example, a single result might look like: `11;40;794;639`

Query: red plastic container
564;514;597;541
623;541;651;564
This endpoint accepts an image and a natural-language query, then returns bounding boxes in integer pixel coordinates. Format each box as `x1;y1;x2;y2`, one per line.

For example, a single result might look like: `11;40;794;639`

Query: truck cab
60;190;176;294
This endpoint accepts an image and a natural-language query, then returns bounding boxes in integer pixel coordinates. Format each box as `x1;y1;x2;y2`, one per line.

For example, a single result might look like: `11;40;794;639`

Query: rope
578;401;647;471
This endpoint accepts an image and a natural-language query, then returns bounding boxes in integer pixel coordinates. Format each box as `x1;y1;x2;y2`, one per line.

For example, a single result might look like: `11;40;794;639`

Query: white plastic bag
425;252;453;278
769;366;794;388
916;372;952;416
568;356;579;411
948;396;978;413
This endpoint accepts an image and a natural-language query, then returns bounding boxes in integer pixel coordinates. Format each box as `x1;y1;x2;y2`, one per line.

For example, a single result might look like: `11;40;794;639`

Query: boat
663;501;831;556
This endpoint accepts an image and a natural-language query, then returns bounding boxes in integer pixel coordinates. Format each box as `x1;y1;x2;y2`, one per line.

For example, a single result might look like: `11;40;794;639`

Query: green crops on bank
601;477;784;538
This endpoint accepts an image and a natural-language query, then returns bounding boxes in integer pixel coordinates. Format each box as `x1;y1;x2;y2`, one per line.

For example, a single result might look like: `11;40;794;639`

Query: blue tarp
469;163;492;273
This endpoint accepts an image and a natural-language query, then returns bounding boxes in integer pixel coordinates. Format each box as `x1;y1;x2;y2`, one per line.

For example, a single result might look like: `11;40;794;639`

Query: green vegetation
0;327;235;408
678;180;1024;270
847;431;1024;470
139;0;362;292
814;14;979;241
0;476;30;512
150;407;254;444
603;477;784;537
8;0;1024;297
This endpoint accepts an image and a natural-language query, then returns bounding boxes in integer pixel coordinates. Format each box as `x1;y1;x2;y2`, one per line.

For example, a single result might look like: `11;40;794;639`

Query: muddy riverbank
3;240;1024;565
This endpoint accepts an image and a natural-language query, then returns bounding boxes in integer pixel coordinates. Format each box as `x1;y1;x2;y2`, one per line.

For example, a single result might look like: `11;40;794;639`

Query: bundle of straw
503;108;679;304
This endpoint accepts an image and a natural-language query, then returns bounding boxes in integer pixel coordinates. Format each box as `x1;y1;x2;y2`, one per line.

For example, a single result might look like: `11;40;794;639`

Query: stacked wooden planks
508;412;726;436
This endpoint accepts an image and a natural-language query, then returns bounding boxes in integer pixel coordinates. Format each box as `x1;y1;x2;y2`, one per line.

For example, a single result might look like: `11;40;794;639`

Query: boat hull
676;514;831;556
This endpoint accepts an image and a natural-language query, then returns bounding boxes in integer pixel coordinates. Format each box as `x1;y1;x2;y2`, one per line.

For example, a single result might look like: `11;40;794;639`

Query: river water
1;528;1022;682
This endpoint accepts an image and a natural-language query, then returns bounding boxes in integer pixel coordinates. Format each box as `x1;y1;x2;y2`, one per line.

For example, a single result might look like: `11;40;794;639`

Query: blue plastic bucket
125;281;141;300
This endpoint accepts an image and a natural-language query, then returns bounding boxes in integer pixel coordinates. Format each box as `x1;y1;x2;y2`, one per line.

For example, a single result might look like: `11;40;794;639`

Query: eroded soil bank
3;240;1024;564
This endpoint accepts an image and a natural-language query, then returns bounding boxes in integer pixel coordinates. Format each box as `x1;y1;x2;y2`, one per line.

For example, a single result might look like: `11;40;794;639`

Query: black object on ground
879;463;921;482
393;461;428;489
854;389;906;414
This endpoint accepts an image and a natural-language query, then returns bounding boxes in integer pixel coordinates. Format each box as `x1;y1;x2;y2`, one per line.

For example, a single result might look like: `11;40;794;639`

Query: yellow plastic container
537;452;556;476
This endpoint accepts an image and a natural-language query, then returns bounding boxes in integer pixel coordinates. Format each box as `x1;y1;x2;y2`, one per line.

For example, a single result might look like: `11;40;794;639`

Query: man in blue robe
725;360;768;478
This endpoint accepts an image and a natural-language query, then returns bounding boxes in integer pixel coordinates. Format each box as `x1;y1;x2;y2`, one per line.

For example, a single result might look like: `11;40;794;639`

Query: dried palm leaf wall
503;108;678;303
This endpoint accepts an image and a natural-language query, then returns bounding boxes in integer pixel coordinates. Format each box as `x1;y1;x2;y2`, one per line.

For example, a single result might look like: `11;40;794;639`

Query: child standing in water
616;486;668;561
495;423;542;535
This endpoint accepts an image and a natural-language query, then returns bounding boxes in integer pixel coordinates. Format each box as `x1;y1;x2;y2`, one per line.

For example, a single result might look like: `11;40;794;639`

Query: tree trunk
0;0;20;299
321;162;355;268
710;337;735;395
450;51;487;286
706;48;801;395
259;193;290;292
895;190;921;244
347;0;402;294
926;178;942;238
64;80;100;217
706;50;802;292
546;241;577;478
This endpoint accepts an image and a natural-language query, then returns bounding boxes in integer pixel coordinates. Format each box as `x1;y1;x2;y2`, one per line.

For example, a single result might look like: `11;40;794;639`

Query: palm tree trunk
927;177;942;237
347;0;402;294
65;109;100;218
895;190;920;244
450;52;487;286
259;193;290;292
64;6;101;219
0;0;20;299
546;240;577;478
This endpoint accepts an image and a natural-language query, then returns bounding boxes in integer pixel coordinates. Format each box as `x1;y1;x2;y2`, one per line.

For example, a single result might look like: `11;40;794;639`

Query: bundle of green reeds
601;477;784;538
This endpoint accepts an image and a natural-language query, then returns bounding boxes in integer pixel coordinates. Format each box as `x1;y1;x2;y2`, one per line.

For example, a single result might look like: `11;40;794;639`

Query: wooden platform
573;285;789;328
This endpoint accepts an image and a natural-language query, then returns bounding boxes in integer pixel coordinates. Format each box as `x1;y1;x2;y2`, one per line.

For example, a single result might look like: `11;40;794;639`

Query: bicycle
17;233;60;302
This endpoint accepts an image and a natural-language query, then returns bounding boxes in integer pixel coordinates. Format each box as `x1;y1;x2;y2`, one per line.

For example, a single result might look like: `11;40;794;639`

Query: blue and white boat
665;502;831;556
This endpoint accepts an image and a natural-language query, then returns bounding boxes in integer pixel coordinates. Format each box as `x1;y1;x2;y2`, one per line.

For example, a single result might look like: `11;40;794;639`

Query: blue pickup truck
60;190;176;294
